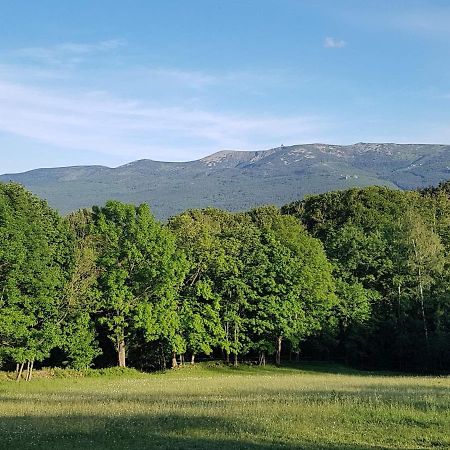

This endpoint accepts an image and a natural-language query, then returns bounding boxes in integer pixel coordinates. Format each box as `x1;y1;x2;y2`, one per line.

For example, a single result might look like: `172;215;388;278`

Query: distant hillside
2;143;450;219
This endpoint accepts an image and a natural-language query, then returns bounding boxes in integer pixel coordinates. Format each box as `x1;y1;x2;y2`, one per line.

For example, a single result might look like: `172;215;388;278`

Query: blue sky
1;0;450;173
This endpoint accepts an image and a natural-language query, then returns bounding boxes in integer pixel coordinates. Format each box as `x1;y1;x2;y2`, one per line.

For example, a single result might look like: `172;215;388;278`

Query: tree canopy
1;181;450;377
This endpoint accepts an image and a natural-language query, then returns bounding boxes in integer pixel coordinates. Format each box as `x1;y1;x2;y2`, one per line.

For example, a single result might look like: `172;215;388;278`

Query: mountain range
2;143;450;219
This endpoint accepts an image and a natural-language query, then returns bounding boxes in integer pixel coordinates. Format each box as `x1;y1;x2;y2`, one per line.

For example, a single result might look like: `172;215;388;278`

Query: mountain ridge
2;143;450;218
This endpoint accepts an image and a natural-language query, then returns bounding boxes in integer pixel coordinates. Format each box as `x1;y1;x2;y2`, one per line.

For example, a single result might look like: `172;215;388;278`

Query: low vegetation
0;363;448;449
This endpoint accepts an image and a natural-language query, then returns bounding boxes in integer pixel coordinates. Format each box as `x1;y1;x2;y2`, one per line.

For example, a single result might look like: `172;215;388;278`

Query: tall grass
0;363;448;449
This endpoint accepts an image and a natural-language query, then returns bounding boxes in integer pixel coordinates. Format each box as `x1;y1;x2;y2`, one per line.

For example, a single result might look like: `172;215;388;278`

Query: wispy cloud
389;9;450;36
10;39;125;67
0;78;327;161
0;36;326;162
324;37;346;49
142;68;217;89
341;6;450;39
137;67;292;91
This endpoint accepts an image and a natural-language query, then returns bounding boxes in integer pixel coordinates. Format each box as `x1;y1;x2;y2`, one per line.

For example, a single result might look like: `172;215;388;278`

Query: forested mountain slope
2;143;450;218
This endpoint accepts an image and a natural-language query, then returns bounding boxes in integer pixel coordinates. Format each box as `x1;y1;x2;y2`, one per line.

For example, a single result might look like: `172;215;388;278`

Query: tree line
1;181;449;379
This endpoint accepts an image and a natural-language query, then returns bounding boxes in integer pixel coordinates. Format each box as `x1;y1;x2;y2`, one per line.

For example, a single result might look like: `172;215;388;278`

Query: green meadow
0;363;448;450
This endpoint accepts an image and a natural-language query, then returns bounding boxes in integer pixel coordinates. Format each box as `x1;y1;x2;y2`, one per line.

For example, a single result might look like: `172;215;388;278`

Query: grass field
0;363;449;449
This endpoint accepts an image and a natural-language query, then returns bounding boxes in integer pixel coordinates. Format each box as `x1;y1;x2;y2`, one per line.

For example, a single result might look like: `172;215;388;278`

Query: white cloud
134;67;290;92
11;39;125;67
389;9;450;36
342;6;450;39
142;68;217;89
0;78;327;161
324;37;346;49
0;38;326;162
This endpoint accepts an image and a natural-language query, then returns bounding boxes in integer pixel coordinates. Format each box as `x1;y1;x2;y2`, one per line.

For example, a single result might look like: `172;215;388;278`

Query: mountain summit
2;143;450;218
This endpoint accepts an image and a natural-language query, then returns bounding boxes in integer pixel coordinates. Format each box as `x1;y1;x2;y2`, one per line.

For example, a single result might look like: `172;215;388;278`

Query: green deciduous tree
93;201;187;367
62;209;101;369
248;207;336;365
0;183;74;380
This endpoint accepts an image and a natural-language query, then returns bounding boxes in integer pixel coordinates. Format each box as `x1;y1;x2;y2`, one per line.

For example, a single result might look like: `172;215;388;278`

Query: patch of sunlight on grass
0;363;449;449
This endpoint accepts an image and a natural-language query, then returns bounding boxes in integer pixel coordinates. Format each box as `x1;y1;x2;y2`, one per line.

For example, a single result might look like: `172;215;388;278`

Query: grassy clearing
0;363;448;449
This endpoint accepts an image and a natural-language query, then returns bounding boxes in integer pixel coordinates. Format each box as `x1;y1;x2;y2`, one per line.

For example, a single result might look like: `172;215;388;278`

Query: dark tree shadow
0;413;423;450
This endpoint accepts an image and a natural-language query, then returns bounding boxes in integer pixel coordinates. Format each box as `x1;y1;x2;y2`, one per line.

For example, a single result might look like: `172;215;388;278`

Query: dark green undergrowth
0;361;429;383
0;366;144;381
0;361;375;382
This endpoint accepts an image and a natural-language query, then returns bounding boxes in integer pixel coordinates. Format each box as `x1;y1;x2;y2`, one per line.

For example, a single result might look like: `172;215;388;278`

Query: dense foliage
0;184;74;379
283;185;450;371
1;181;449;378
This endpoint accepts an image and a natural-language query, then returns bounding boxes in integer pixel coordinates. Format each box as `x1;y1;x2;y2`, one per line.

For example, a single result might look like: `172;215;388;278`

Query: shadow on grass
0;361;439;383
175;361;422;378
273;361;450;378
168;361;365;377
0;413;423;450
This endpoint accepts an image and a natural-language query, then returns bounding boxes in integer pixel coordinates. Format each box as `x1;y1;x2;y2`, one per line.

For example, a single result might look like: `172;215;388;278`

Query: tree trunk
413;239;429;351
26;360;34;381
16;362;25;382
276;336;282;366
225;322;229;362
117;338;126;368
259;351;266;366
160;343;167;370
172;352;178;369
191;354;195;365
418;275;429;348
233;321;238;367
25;360;30;381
